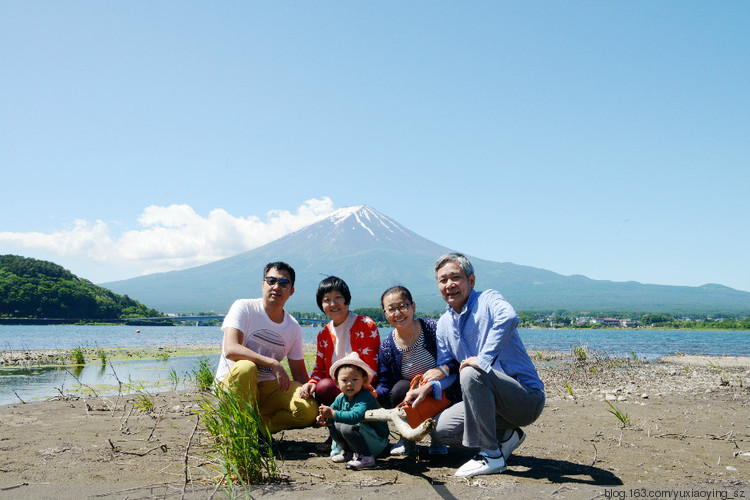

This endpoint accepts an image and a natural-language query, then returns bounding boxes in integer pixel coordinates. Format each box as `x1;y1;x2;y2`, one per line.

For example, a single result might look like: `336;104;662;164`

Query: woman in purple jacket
376;285;460;455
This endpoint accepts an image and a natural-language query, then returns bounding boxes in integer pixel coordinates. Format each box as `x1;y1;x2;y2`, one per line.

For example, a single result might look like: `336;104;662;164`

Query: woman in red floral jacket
299;276;380;405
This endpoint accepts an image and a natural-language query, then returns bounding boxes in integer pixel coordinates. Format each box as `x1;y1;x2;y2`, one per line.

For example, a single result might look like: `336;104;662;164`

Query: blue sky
2;2;749;292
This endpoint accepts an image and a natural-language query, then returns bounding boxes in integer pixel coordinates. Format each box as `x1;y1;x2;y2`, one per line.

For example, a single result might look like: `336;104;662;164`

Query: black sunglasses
264;276;291;288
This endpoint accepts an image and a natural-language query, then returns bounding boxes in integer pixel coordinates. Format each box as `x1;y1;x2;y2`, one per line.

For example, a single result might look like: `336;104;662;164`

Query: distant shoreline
3;343;750;368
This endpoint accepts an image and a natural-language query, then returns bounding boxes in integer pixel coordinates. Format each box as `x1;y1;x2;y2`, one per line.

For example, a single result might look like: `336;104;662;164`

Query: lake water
2;324;748;406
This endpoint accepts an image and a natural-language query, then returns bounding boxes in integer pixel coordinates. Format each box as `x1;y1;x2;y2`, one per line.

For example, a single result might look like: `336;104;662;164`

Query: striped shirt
396;332;437;380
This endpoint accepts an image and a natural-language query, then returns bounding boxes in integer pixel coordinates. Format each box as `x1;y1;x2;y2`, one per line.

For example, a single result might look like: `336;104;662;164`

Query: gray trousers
434;366;545;450
329;422;371;456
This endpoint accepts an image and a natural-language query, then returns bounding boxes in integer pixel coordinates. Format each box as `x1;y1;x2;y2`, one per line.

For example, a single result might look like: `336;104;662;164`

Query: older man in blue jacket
406;252;545;477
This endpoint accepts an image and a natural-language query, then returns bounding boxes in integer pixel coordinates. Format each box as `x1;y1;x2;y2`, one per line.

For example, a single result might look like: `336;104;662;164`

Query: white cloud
0;197;335;276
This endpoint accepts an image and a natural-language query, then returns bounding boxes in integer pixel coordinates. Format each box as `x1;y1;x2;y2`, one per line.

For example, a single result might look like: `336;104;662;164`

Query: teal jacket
328;390;389;439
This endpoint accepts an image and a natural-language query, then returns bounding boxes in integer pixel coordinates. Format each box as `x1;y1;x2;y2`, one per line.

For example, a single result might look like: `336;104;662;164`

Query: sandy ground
1;350;749;499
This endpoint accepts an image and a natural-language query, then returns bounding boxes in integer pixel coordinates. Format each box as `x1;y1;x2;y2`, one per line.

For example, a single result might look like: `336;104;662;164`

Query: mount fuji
102;205;750;315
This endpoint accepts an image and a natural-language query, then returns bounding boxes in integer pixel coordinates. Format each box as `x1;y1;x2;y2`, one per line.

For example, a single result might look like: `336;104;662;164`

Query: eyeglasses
264;276;291;288
384;303;411;316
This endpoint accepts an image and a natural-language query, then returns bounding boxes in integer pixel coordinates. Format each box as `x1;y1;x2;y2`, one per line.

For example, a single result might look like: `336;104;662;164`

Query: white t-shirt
331;311;356;365
215;298;304;383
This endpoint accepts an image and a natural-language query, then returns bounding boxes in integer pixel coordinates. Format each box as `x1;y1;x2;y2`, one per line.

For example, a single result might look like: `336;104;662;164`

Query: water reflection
0;354;219;406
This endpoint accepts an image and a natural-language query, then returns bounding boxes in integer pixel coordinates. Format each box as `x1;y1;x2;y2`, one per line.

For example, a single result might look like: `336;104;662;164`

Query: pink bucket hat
329;351;376;383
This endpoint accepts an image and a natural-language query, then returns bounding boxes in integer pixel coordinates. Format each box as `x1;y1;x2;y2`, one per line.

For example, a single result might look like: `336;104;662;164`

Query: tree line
0;255;163;320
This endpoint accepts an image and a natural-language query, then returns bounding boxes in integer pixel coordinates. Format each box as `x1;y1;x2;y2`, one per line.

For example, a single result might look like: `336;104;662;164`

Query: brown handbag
397;374;451;429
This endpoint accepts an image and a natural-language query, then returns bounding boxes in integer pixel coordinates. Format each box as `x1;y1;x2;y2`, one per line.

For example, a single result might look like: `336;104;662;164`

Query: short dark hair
264;261;296;287
380;285;413;309
316;276;351;312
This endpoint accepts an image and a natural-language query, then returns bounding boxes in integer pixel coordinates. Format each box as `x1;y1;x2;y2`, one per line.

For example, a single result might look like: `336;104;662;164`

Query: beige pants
222;360;318;434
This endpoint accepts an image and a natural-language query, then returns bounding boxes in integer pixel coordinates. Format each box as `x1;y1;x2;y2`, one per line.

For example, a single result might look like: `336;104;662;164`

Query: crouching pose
215;262;318;434
317;352;389;470
405;253;545;478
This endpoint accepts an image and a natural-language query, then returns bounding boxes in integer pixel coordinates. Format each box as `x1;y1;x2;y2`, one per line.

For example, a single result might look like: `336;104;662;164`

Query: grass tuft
71;346;85;365
133;388;154;413
573;345;587;363
606;400;630;427
168;367;179;389
191;356;215;392
565;382;574;397
195;384;278;487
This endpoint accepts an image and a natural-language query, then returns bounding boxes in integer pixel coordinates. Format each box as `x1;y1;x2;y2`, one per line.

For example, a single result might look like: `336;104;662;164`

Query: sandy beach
1;348;748;499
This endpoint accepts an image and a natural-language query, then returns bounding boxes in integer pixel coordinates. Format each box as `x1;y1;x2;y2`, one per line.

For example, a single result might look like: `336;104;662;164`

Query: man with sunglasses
214;261;318;433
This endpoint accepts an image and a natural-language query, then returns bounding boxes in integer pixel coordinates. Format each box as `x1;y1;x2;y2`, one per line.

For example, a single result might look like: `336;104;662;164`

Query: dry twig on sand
12;389;26;404
183;416;200;485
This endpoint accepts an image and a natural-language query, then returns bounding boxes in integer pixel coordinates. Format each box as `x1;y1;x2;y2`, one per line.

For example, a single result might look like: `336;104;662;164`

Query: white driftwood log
363;407;435;441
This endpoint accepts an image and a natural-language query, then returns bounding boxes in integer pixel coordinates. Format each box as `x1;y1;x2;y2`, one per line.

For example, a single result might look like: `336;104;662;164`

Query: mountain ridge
102;206;750;315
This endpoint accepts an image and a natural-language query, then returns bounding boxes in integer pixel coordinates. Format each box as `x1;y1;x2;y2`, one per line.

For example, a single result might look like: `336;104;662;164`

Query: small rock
605;393;616;401
641;393;649;399
726;466;737;471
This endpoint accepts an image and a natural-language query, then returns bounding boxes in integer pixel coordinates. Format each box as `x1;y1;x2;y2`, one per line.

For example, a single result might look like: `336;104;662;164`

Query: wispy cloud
0;197;335;275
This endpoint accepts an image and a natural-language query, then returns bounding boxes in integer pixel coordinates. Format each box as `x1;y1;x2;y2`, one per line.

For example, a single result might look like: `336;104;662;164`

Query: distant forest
0;255;163;320
295;308;750;331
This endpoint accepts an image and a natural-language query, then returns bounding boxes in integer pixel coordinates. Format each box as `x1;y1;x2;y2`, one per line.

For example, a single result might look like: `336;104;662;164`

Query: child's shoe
331;451;353;463
389;437;416;456
346;453;376;470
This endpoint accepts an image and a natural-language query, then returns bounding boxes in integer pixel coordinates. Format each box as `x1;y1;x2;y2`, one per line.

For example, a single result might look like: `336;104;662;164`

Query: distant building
590;317;637;328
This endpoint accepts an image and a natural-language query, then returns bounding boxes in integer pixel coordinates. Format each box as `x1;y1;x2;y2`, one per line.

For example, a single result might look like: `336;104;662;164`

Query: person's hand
318;404;334;419
459;356;480;372
270;361;291;392
421;367;445;382
298;381;316;399
404;384;431;407
315;414;327;426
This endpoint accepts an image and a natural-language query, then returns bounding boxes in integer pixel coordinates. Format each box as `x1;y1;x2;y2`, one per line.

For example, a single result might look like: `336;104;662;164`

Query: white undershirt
332;311;357;364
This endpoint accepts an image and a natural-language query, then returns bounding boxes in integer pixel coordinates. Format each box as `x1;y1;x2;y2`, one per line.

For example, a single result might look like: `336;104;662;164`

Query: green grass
97;348;107;365
133;388;154;412
606;400;630;427
168;367;179;389
573;345;587;363
191;357;215;392
195;384;278;487
565;382;574;396
70;346;85;365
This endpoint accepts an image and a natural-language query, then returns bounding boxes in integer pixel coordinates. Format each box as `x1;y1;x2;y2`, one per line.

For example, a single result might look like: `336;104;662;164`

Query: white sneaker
346;454;376;469
389;437;416;456
500;428;525;458
455;452;506;477
331;451;353;463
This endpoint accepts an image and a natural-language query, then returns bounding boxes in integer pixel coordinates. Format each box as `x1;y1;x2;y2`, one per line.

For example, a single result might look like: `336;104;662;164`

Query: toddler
317;352;389;469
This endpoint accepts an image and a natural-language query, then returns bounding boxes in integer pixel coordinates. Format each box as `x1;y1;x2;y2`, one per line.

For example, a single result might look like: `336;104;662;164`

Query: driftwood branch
363;407;435;441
